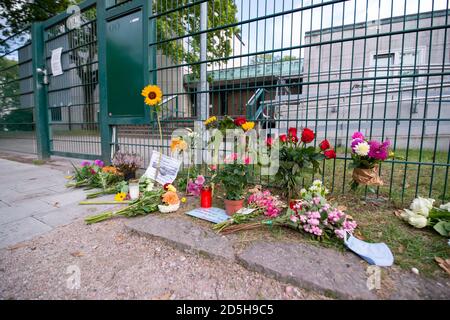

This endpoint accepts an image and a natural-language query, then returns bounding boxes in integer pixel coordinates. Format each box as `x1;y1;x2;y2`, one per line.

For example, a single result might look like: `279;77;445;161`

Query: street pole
198;1;209;166
199;0;209;122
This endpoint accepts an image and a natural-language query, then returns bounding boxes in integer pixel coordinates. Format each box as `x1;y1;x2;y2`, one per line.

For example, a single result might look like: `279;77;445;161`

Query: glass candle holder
200;187;212;208
128;180;140;200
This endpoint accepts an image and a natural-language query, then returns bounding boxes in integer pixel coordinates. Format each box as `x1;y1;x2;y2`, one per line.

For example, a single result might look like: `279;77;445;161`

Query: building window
373;53;395;76
400;51;419;83
50;107;62;122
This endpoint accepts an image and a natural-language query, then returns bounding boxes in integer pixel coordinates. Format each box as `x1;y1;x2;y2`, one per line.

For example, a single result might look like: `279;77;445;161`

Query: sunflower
241;121;255;132
141;85;162;106
114;192;127;202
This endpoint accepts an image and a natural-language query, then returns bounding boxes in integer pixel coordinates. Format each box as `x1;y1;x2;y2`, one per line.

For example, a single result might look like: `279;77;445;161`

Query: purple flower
352;132;365;140
195;175;205;186
187;180;202;196
81;160;91;167
368;140;390;161
94;159;104;167
351;138;364;152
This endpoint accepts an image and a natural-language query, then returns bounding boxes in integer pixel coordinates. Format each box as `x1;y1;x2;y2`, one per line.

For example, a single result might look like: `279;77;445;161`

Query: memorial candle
200;187;212;208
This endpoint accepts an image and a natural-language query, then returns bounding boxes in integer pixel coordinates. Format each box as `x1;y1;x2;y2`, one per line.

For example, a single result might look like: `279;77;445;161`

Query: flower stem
155;109;163;181
79;201;131;205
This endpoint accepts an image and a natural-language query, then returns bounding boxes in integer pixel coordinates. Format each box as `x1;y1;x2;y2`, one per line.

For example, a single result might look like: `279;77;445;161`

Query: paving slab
37;188;87;207
237;241;450;300
386;270;450;300
237;241;377;299
126;215;236;261
35;204;118;228
0;216;52;248
0;157;104;247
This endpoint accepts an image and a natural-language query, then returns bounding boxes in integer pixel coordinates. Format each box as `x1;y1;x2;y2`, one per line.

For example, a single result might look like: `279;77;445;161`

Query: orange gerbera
102;166;118;174
162;191;179;205
170;137;188;153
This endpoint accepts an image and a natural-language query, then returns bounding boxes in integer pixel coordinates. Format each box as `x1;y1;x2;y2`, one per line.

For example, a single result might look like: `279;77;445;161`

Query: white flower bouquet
400;197;450;237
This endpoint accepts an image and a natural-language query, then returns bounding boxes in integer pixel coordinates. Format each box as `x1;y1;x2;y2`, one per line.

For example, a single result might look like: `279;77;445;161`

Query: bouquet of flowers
158;183;181;213
204;115;255;134
112;151;143;181
286;180;357;239
66;160;123;190
349;131;391;189
248;189;285;218
271;127;336;199
400;197;450;237
214;180;357;241
85;188;164;224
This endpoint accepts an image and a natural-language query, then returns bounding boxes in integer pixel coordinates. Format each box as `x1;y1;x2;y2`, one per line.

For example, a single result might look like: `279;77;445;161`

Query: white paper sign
235;207;256;215
51;47;63;76
144;150;181;185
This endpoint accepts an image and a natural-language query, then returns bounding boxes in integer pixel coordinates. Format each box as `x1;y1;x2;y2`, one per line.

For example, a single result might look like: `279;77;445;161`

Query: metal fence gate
42;1;101;159
1;0;449;205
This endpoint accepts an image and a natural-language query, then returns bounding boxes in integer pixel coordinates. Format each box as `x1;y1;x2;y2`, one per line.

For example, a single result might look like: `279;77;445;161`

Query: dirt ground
0;217;327;300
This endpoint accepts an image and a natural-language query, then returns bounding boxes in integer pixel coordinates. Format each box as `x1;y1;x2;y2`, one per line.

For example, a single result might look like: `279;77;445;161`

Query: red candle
200;187;212;208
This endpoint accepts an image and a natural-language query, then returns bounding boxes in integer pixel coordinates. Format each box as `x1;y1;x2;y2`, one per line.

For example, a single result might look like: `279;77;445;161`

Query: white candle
129;182;140;200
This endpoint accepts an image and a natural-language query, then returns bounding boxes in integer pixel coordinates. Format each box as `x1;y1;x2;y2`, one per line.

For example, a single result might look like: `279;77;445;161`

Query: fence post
31;22;51;160
96;0;112;163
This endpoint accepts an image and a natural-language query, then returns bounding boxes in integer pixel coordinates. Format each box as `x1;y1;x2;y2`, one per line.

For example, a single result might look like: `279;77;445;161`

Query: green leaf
433;221;450;237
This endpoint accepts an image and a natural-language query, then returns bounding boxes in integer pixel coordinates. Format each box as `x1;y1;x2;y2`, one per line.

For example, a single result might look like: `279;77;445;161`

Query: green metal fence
43;4;101;159
0;27;36;154
1;0;449;205
122;0;448;205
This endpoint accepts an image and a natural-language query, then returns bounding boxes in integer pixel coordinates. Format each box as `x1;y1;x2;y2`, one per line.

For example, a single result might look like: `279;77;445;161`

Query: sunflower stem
155;109;163;181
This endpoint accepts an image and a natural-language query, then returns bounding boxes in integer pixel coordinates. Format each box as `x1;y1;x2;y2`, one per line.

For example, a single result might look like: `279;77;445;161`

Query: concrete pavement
0;158;117;249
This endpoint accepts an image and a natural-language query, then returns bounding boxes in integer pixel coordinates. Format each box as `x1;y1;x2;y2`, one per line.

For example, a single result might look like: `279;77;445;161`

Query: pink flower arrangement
187;175;206;196
350;131;391;165
350;131;393;189
288;190;357;239
248;190;285;218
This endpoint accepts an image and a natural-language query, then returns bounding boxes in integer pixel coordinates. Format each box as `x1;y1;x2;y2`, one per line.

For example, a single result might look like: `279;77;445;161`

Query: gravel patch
0;217;327;300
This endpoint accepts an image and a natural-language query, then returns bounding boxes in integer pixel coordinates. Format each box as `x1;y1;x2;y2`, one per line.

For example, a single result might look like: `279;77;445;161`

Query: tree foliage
155;0;240;78
0;0;76;37
0;57;20;111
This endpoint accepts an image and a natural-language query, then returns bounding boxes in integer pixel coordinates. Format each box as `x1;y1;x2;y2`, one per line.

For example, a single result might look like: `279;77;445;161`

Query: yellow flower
114;192;127;202
181;197;187;203
167;184;177;192
241;121;255;132
141;85;162;106
204;116;217;126
170;137;188;153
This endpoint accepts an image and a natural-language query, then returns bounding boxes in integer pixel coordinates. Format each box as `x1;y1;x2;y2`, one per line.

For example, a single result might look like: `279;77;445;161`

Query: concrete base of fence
126;215;450;300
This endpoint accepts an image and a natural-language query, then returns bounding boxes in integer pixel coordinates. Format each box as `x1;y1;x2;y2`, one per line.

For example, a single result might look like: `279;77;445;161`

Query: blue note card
185;207;230;224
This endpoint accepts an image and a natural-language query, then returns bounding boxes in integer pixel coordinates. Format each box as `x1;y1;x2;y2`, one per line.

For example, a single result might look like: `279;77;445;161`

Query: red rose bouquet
272;127;336;199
